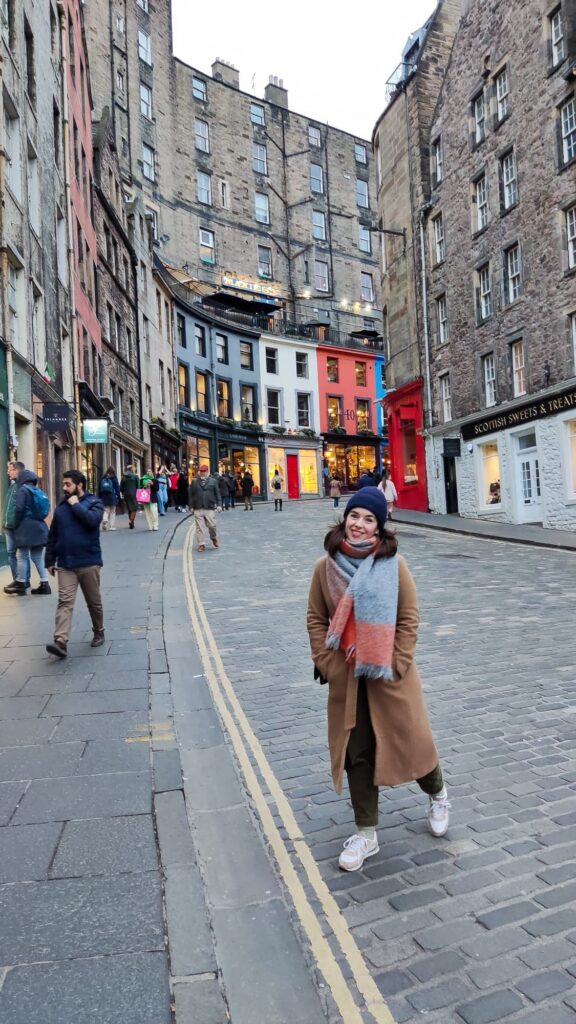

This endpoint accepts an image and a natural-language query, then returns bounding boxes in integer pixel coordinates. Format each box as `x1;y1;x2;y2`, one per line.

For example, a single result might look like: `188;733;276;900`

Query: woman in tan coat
307;487;449;871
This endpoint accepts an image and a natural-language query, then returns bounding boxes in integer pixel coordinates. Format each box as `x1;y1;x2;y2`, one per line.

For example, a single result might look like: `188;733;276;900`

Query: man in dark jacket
45;470;104;659
241;470;254;510
2;461;25;582
188;464;221;551
218;472;230;510
4;469;50;596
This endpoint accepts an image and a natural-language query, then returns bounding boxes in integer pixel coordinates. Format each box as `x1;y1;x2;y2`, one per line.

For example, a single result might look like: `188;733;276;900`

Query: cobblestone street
194;499;576;1023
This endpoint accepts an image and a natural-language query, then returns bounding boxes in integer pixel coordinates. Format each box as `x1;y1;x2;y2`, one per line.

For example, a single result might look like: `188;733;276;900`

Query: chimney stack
211;59;240;90
264;75;288;109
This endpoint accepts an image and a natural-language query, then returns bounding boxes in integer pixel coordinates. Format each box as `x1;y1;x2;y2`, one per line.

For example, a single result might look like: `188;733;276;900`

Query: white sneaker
428;788;451;837
338;832;379;872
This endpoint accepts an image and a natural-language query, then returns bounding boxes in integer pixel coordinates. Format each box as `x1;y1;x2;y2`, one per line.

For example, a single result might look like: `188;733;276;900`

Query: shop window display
401;424;418;484
568;421;576;495
233;446;260;493
479;441;501;506
268;447;286;490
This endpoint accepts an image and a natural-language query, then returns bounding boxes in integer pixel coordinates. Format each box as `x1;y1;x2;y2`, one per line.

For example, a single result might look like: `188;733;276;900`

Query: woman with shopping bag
139;470;159;531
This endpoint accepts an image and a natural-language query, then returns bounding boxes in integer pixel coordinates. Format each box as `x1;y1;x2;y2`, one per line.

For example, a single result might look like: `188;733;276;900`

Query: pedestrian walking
242;470;254;510
227;471;236;508
45;470;105;658
168;466;179;509
176;469;188;512
99;466;121;531
156;465;169;516
357;468;377;489
120;464;140;529
306;487;449;872
4;469;51;595
378;473;398;520
2;460;25;582
270;469;284;511
329;474;342;509
188;464;221;551
218;472;231;510
140;469;159;530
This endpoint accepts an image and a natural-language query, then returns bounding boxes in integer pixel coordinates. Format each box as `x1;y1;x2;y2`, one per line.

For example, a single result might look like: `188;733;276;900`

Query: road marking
182;526;395;1024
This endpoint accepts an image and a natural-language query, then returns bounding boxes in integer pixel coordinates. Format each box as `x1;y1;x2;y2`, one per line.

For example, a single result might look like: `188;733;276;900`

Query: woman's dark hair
323;517;398;560
105;466;115;476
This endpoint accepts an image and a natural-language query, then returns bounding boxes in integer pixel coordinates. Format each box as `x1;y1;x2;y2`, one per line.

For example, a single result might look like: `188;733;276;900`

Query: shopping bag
136;488;151;504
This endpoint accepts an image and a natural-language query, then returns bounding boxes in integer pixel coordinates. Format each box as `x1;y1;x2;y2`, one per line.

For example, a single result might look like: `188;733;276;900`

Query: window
358;225;371;253
138;29;151;64
4;106;21;199
475;173;489;231
250;103;265;126
267;388;281;425
197;171;212;205
432;136;443;185
511;340;526;397
473;91;485;144
355;143;367;164
360;272;374;303
177;313;186;348
266;347;278;374
436;294;448;344
27;149;40;234
255;192;269;224
217;379;231;418
156;291;163;329
116;70;125;94
433;214;445;263
477;263;492;321
328;397;342;429
297;393;311;428
561;97;576;164
355;362;367;387
196;371;208;414
195;325;206;357
142;144;155;181
140;82;152;118
253;143;267;174
240;341;253;370
296;352;308;378
241;384;255;421
310;163;323;193
219;180;229;208
216;333;228;364
309;125;321;147
568;205;576;269
327;357;338;383
312;210;326;241
159;360;165;405
137;0;149;9
568;420;576;495
143;315;150;355
500;150;518;211
495;66;509;122
356;179;369;208
356;399;369;430
145;384;152;419
199;228;215;264
24;17;35;107
314;260;329;292
550;7;565;66
483;353;497;406
193;77;206;102
504;243;522;302
258;245;272;279
440;374;451;422
116;13;124;33
479;441;501;506
195;118;210;153
178;363;189;406
572;312;576;369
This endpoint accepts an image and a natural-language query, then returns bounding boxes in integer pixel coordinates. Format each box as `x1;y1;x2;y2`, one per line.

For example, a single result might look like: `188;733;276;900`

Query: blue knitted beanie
344;487;388;530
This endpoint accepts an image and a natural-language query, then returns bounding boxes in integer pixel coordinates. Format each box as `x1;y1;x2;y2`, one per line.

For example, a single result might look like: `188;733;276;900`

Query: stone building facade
425;0;576;528
82;0;382;345
372;0;461;511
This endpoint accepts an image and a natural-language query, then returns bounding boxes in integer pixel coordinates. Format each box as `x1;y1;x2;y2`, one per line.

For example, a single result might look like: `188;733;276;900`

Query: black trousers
345;678;443;828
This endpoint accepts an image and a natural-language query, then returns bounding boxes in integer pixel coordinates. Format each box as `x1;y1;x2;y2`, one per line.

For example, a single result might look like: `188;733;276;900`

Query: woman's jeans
345;679;443;828
333;497;340;508
157;485;167;515
16;545;48;585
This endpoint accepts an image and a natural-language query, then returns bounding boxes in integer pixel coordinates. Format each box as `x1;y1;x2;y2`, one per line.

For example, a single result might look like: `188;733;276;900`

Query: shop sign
82;419;109;444
461;383;576;441
443;438;461;458
43;403;70;432
221;271;281;300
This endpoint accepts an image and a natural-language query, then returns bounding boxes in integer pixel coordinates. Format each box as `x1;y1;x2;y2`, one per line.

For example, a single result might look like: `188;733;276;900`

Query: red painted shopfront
385;378;428;511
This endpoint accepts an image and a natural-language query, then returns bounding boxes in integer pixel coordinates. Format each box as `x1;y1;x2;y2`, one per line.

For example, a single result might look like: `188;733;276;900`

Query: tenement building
372;0;461;511
425;0;576;527
82;0;383;355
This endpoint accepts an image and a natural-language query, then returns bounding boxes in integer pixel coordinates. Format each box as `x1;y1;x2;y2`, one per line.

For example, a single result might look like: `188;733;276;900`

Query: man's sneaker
198;544;206;552
3;581;27;596
338;833;379;872
31;582;51;595
428;788;451;837
46;640;67;658
212;537;219;548
91;631;105;648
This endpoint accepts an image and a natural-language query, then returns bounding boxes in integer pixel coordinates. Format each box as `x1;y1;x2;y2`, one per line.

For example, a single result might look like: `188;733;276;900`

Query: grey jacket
188;476;220;511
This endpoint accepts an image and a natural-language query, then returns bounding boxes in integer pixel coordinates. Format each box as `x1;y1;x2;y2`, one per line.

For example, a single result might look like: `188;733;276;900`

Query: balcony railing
385;61;416;104
201;302;384;352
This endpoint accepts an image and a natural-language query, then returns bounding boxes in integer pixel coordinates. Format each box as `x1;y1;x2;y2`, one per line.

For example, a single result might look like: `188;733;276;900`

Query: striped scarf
325;540;398;680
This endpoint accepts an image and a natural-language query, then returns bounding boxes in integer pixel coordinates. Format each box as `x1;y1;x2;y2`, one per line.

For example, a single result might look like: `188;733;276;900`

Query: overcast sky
171;0;438;139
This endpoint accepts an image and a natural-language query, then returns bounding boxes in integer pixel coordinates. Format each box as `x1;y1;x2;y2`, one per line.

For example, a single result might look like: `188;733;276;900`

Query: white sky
171;0;438;140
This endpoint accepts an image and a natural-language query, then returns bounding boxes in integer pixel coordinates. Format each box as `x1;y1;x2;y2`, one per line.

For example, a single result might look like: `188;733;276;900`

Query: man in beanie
188;464;221;552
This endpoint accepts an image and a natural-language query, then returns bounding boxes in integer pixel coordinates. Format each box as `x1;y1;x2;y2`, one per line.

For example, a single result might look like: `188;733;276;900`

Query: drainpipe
419;204;433;430
0;86;17;458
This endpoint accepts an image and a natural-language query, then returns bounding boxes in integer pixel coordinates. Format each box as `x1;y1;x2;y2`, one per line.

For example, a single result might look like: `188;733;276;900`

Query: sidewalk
391;508;576;550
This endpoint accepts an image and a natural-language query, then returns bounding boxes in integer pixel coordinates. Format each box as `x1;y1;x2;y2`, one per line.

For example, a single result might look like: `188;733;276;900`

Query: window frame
511;339;526;397
358;224;371;253
483;352;497;407
216;377;232;419
254;191;270;224
504;243;522;303
215;332;228;364
194;118;210;153
355;361;367;387
475;173;489;231
297;393;312;428
327;395;342;430
139;81;152;119
327;357;339;383
473;90;486;145
178;362;190;407
314;260;329;293
477;262;493;322
296;351;309;379
197;170;212;206
310;163;324;194
176;313;186;348
267;388;281;426
356;178;369;209
560;97;576;165
250;102;265;126
241;382;256;422
258;245;272;279
567;205;576;270
550;7;566;67
308;125;321;147
436;294;448;345
137;29;151;65
360;271;374;303
431;136;443;186
240;341;253;371
354;143;367;165
500;149;518;211
193;76;207;102
142;143;155;181
265;346;278;374
312;209;327;241
433;213;445;264
252;142;267;175
495;66;509;123
199;227;215;264
440;373;451;422
195;324;206;358
195;370;209;415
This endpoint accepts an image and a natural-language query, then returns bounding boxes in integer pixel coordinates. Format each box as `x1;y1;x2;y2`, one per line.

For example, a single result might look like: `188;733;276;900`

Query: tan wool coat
307;554;438;792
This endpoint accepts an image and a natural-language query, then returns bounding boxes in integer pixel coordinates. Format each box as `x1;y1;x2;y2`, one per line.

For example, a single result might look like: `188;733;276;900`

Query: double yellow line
182;526;395;1024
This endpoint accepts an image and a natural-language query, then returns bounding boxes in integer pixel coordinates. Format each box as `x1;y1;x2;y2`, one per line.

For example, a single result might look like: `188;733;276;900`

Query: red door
286;454;299;499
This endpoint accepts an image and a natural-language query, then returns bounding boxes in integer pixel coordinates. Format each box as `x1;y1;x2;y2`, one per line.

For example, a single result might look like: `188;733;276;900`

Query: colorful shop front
265;432;322;499
384;377;427;511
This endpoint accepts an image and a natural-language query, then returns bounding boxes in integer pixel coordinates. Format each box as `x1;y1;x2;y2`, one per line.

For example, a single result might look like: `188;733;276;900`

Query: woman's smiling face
344;507;379;543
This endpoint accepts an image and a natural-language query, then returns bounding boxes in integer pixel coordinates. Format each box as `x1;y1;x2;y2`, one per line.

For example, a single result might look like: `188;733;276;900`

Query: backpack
273;478;281;490
24;484;50;521
100;477;114;494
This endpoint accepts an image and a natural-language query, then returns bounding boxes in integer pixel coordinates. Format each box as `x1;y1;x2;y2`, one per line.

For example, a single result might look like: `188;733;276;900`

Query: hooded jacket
45;492;104;569
13;470;49;548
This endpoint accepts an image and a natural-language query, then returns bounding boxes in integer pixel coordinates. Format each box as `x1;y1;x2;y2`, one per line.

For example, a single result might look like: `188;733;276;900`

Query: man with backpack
45;469;104;658
3;469;50;596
